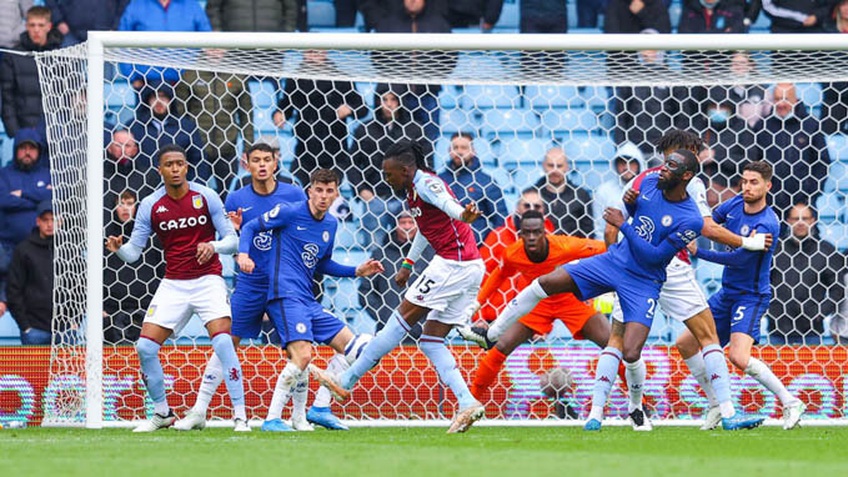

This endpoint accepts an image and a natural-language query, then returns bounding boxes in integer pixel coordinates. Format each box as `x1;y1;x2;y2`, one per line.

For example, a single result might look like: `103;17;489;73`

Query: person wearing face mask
753;82;830;215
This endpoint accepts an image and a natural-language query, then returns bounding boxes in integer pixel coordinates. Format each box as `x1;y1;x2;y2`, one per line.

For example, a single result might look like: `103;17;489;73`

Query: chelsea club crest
322;231;330;242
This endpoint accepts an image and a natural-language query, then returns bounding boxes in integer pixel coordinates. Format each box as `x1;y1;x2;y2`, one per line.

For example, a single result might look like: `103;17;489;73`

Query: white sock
192;353;223;414
266;362;301;421
314;354;348;408
341;311;407;389
291;371;309;421
702;344;735;418
589;347;621;421
488;279;548;341
419;335;478;409
684;352;718;408
745;357;797;406
624;358;646;413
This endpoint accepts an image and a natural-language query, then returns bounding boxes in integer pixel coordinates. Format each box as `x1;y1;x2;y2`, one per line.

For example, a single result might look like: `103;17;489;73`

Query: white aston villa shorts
144;275;231;333
405;255;485;326
611;256;709;323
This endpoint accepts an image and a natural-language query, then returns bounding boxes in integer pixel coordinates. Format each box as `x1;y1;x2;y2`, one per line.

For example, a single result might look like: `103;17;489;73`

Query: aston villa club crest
192;196;204;209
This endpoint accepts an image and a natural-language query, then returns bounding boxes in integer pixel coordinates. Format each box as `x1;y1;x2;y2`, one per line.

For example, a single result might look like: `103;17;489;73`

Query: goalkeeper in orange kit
460;209;612;400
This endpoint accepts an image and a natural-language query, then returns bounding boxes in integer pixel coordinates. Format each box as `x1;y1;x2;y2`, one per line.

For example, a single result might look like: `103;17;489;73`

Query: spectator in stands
104;128;159;216
438;132;508;242
129;81;209;182
0;0;31;49
533;147;594;237
612;47;687;156
678;0;746;33
604;0;671;34
821;0;848;135
272;49;367;187
479;188;554;322
593;141;644;240
445;0;503;31
697;83;764;180
0;128;52;315
763;0;835;33
754;82;830;215
6;200;54;345
518;0;568;75
365;0;455;144
103;190;164;345
45;0;128;46
0;6;62;139
206;0;297;32
358;210;432;341
176;52;255;195
769;203;846;345
118;0;211;88
577;0;606;28
349;84;429;247
743;0;763;30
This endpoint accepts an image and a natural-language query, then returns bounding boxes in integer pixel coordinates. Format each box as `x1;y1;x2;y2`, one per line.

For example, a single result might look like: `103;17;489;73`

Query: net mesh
34;38;848;425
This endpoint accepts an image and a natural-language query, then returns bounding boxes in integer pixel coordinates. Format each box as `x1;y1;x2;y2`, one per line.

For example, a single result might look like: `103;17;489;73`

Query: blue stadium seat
326;277;361;312
496;138;552;168
105;80;135;108
490;166;513;192
820;223;848;251
307;1;336;28
751;12;772;32
249;79;279;109
580;85;611;111
438;85;461;109
570;160;612;190
816;193;844;222
1;134;13;168
253;107;278;134
355;82;377;108
694;258;723;297
796;82;823;111
829;162;848;192
453;54;506;86
524;85;583;109
460;85;521;110
479;109;541;139
827;133;848;162
494;2;519;31
0;313;21;345
334;220;360;250
563;133;616;162
440;108;480;135
539;108;599;135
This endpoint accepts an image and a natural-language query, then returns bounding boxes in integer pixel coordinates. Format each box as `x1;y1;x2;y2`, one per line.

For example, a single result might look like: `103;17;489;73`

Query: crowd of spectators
0;0;847;345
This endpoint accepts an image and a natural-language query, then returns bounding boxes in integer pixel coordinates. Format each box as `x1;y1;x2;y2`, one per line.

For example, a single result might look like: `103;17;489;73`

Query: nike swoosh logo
296;226;307;230
241;206;253;212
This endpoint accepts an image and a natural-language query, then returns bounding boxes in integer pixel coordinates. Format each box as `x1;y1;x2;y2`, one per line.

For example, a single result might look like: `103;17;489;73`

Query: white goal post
27;32;848;428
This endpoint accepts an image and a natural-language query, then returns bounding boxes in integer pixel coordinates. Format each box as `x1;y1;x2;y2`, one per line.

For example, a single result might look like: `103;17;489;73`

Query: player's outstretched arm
460;202;483;224
206;188;239;255
236;252;255;274
354;258;384;277
702;216;772;251
609;208;699;267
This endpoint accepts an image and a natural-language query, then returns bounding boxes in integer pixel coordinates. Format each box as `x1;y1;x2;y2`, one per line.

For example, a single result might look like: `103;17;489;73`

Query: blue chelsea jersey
225;182;306;286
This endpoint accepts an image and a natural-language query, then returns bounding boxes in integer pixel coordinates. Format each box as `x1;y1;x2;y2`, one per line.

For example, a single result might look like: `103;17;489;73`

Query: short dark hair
517;209;545;229
119;190;137;203
742;160;773;182
246;142;276;156
157;144;187;163
310;168;340;186
787;201;816;221
656;129;704;155
451;131;475;142
27;6;51;21
383;139;432;172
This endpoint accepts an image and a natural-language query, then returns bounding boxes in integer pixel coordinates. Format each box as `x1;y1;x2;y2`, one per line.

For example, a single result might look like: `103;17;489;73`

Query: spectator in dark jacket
104;128;159;222
678;0;746;33
206;0;297;31
438;132;508;242
0;128;52;252
0;6;62;138
45;0;128;46
763;0;836;32
769;203;846;344
359;211;432;342
754;82;830;215
129;81;208;182
522;0;568;33
366;0;456;144
103;190;164;345
272;49;367;187
445;0;503;30
7;200;54;345
532;147;594;237
821;0;848;134
0;0;32;49
604;0;671;33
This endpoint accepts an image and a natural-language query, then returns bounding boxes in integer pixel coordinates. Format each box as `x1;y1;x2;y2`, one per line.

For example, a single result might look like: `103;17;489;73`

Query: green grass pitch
1;426;846;476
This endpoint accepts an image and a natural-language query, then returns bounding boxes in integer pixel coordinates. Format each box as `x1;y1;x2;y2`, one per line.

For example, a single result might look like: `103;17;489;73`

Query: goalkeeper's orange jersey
478;234;607;317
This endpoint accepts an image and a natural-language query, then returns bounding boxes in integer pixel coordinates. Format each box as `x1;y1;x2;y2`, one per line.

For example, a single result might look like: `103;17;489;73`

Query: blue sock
211;333;246;420
136;337;168;414
341;310;408;389
589;347;622;421
419;334;478;409
702;343;734;418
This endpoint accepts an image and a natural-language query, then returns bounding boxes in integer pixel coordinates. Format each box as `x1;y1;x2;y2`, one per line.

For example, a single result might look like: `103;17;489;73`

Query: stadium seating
248;80;279;109
440;108;480;135
523;85;583;109
820;222;848;251
539;108;599;136
0;314;21;345
307;1;336;29
479;109;541;139
562;132;616;162
460;84;521;110
816;193;844;222
827;133;848;162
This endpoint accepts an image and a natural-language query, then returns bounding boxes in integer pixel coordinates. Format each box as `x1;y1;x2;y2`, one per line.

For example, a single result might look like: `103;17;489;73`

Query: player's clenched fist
196;242;216;265
395;267;411;287
603;207;626;228
461;202;482;224
105;235;123;253
237;252;255;274
355;259;384;277
623;188;639;205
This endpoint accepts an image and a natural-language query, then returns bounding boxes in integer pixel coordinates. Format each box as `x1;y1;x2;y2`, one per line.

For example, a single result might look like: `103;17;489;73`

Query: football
539;367;574;398
344;333;374;365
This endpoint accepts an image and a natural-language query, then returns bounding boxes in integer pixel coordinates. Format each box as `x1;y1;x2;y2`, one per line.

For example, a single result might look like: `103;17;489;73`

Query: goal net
24;32;848;427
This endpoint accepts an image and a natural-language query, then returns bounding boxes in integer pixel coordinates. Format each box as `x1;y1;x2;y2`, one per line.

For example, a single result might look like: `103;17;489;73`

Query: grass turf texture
1;426;846;476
